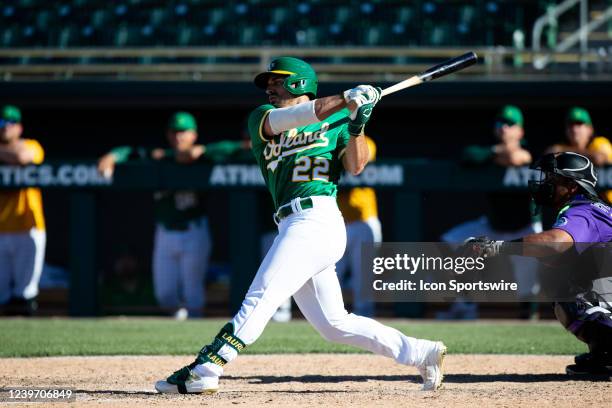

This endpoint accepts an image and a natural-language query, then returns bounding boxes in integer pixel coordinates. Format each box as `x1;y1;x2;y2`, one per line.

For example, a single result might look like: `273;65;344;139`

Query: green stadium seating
0;0;547;48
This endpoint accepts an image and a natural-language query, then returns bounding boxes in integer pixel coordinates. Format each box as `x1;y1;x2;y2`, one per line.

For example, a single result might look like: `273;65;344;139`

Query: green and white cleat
155;365;219;394
417;341;447;391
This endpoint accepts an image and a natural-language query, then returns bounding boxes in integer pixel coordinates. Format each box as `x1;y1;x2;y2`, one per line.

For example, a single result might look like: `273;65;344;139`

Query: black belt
274;197;314;223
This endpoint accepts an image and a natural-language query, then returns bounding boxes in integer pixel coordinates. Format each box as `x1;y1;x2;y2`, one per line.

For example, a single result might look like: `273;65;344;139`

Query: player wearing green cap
97;111;248;319
0;105;46;316
461;104;531;167
546;106;612;203
155;57;446;395
441;105;540;319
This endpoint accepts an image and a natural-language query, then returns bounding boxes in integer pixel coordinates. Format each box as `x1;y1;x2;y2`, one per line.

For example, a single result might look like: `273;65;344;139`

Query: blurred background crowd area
0;0;610;78
1;0;612;318
0;0;570;48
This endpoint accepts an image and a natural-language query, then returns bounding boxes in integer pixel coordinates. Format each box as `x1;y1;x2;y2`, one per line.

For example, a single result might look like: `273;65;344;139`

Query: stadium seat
208;7;227;25
396;5;415;25
34;9;52;31
57;26;79;48
90;9;112;29
176;24;194;46
1;27;18;48
148;8;166;26
237;26;263;46
328;5;351;27
363;25;392;46
295;27;325;46
270;6;289;25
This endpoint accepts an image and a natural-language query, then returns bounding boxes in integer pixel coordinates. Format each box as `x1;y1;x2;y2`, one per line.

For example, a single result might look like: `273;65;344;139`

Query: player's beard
269;93;285;108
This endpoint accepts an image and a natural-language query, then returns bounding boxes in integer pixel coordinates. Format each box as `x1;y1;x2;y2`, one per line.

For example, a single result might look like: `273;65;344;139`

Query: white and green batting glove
348;93;370;120
348;102;374;136
360;85;382;105
343;85;382;106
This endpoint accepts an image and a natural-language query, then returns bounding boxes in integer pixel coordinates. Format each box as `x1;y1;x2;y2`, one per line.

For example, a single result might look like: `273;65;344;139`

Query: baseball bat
380;51;478;97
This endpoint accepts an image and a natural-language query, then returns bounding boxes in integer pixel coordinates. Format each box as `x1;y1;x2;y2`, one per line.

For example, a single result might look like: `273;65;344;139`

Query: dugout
1;79;612;317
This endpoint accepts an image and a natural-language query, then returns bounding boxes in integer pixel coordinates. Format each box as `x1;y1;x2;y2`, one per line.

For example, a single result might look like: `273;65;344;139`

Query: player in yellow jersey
337;135;381;317
0;105;46;316
546;107;612;203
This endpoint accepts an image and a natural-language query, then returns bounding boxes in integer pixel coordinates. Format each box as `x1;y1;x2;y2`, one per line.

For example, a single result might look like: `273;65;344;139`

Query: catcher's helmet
530;152;598;197
254;57;318;99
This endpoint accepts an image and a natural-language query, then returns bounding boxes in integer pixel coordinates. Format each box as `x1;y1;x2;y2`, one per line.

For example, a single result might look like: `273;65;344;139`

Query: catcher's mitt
462;236;503;258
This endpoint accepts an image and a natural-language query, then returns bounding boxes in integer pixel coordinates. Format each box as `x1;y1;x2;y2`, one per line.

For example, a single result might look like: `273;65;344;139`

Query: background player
441;105;541;319
98;111;248;319
545;106;612;203
0;105;46;316
336;135;381;317
465;152;612;375
155;57;446;394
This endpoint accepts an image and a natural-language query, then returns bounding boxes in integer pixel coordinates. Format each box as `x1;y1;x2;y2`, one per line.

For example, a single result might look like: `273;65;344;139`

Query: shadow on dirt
224;373;610;384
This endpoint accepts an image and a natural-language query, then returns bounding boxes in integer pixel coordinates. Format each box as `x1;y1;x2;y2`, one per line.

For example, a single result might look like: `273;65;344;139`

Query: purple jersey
553;195;612;244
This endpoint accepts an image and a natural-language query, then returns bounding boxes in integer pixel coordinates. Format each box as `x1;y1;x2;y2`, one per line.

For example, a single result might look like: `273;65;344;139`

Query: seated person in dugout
465;152;612;376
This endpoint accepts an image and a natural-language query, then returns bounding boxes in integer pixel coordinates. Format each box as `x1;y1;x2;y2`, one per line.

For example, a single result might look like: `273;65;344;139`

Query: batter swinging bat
380;52;478;97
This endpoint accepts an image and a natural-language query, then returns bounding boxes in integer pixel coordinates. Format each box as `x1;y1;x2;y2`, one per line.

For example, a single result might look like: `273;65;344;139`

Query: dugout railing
3;160;612;316
0;46;610;81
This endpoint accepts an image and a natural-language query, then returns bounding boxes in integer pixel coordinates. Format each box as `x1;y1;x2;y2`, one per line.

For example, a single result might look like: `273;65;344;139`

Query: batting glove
347;93;369;120
348;102;374;136
344;85;382;106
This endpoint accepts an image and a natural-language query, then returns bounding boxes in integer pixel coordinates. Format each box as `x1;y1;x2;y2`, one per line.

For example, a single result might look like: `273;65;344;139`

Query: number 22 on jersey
292;157;330;182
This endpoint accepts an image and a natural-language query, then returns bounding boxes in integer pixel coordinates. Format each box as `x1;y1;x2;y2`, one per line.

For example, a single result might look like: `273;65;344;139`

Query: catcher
465;152;612;376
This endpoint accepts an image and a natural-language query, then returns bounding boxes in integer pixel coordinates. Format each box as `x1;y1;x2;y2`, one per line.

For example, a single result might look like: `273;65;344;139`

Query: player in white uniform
154;57;446;393
98;112;247;319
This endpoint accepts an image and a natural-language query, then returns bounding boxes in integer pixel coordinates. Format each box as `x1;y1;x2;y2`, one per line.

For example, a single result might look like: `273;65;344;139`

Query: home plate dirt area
0;354;609;407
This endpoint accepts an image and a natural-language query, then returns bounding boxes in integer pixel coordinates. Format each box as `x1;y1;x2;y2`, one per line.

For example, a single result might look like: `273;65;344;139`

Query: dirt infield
0;354;609;407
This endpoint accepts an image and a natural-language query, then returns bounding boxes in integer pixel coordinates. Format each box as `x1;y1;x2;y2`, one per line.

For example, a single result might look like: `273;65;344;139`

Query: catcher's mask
528;152;598;206
254;56;318;100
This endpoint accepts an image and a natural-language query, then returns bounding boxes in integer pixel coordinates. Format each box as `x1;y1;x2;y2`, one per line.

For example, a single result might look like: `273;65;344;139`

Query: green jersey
248;104;351;210
110;141;244;229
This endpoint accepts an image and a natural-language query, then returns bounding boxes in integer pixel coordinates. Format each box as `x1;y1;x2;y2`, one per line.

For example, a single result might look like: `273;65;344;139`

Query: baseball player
465;152;612;375
441;105;541;319
270;136;381;321
155;57;446;394
98;112;248;319
336;135;381;317
0;105;46;316
546;106;612;203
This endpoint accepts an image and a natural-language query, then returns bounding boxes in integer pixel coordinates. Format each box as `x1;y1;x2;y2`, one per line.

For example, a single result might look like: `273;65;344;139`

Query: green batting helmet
254;57;318;99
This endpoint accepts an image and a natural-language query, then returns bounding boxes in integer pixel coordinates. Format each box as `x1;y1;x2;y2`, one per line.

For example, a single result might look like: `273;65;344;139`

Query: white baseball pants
198;196;435;378
153;217;211;317
0;228;46;304
336;216;382;316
